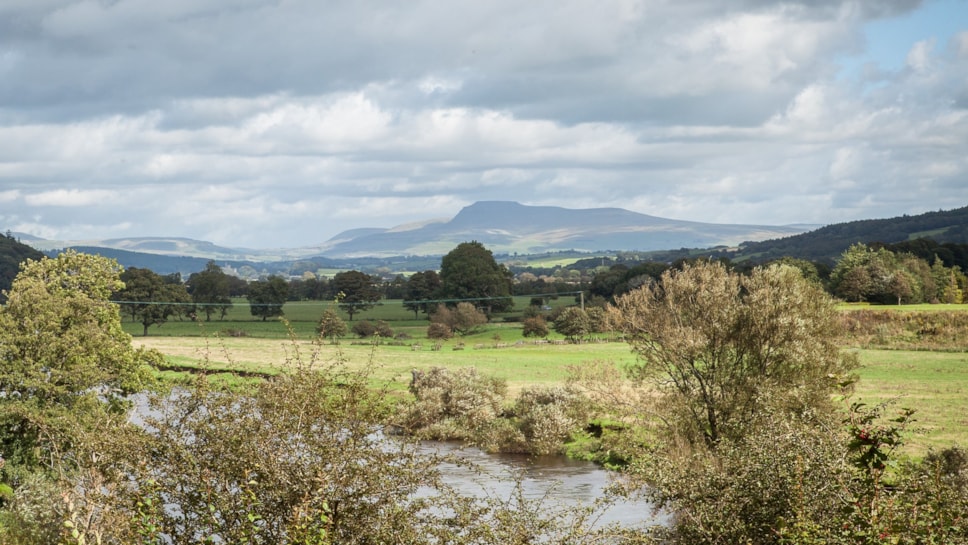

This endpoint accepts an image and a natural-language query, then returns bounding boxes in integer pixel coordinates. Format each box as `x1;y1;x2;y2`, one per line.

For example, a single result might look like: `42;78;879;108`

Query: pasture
129;300;968;457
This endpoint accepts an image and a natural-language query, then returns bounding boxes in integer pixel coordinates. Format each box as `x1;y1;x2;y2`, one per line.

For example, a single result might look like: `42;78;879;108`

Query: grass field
851;349;968;455
130;301;968;456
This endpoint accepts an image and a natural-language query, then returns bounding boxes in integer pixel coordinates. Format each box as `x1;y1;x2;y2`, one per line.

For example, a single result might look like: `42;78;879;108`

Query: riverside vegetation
0;252;966;543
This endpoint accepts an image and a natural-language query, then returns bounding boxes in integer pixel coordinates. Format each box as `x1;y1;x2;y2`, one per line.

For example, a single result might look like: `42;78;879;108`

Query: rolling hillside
730;205;968;264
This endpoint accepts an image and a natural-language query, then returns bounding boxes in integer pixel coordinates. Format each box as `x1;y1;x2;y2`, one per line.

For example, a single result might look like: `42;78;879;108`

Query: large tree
609;261;857;448
0;251;160;472
116;267;192;336
186;260;233;320
438;241;513;314
333;270;382;321
403;270;442;318
246;275;289;321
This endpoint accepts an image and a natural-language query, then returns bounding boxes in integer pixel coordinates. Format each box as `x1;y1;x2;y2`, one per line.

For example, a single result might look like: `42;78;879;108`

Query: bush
426;322;453;340
512;386;589;455
351;319;393;339
521;315;550;338
403;367;508;441
553;307;590;341
315;308;348;341
430;302;488;335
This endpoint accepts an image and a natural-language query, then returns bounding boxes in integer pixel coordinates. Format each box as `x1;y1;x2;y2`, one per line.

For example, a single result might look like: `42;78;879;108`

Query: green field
130;301;968;456
851;349;968;455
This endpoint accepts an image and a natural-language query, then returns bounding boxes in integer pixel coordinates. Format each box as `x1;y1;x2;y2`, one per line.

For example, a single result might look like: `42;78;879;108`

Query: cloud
25;189;120;207
0;0;965;248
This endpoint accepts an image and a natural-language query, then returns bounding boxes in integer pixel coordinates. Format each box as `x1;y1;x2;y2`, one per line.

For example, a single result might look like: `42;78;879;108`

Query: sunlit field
130;300;968;457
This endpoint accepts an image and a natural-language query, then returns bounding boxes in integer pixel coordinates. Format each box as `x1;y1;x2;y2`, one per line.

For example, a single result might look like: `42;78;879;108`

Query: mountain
729;205;968;264
315;201;809;257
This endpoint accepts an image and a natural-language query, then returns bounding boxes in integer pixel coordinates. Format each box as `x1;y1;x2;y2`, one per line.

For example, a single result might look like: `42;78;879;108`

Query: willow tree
609;261;856;448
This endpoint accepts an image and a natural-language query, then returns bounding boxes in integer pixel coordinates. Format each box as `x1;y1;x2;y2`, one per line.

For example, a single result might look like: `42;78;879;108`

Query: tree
0;251;160;473
430;302;487;335
403;270;441;319
186;261;233;321
438;241;513;314
522;315;550;338
333;270;382;321
116;267;192;336
316;308;348;343
609;261;857;448
553;307;591;342
247;275;288;321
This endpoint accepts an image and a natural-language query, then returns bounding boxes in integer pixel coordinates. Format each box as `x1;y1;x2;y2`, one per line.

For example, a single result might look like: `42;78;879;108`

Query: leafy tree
0;251;160;474
522;315;550;338
316;308;348;343
333;270;382;321
553;307;591;341
403;270;441;319
610;261;857;448
116;267;192;336
186;260;233;320
247;275;289;321
430;302;487;335
438;241;513;314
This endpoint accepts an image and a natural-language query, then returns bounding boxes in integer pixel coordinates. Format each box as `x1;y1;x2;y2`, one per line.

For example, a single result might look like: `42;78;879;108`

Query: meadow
128;298;968;457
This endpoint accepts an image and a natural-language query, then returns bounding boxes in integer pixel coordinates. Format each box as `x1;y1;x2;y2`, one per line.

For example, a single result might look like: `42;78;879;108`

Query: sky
0;0;966;249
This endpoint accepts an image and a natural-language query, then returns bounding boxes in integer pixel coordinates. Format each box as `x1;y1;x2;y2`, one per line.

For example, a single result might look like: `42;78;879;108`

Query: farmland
129;298;968;457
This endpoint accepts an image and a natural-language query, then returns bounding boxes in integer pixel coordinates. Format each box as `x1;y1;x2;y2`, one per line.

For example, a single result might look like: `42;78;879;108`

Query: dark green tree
403;270;442;318
117;267;192;336
333;270;382;321
247;275;289;321
186;261;233;321
438;241;513;314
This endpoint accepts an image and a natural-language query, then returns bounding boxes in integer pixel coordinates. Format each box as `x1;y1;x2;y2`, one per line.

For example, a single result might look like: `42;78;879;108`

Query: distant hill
315;201;809;258
0;234;45;298
730;206;968;264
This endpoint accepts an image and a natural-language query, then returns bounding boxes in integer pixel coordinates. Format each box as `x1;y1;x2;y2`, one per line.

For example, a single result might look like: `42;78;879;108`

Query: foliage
829;243;967;305
247;275;289;321
350;319;393;339
0;233;43;302
0;251;161;475
610;261;857;448
521;315;550;338
426;322;454;340
402;367;508;442
315;308;347;342
438;241;513;314
116;267;192;336
554;306;591;341
430;302;488;335
332;270;382;321
186;260;234;320
511;386;589;456
402;270;441;318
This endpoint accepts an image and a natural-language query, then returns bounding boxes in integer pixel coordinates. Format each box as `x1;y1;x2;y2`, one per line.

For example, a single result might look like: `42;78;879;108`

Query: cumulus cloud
0;0;965;248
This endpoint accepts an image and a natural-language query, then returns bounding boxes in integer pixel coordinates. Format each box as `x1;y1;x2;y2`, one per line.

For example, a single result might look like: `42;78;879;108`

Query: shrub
553;307;591;341
426;322;453;340
403;367;507;442
513;386;589;456
430;302;488;335
522;315;550;338
315;308;348;341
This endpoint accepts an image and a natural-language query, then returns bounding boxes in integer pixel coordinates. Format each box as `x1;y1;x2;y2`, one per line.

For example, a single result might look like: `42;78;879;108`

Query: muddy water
424;441;662;529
